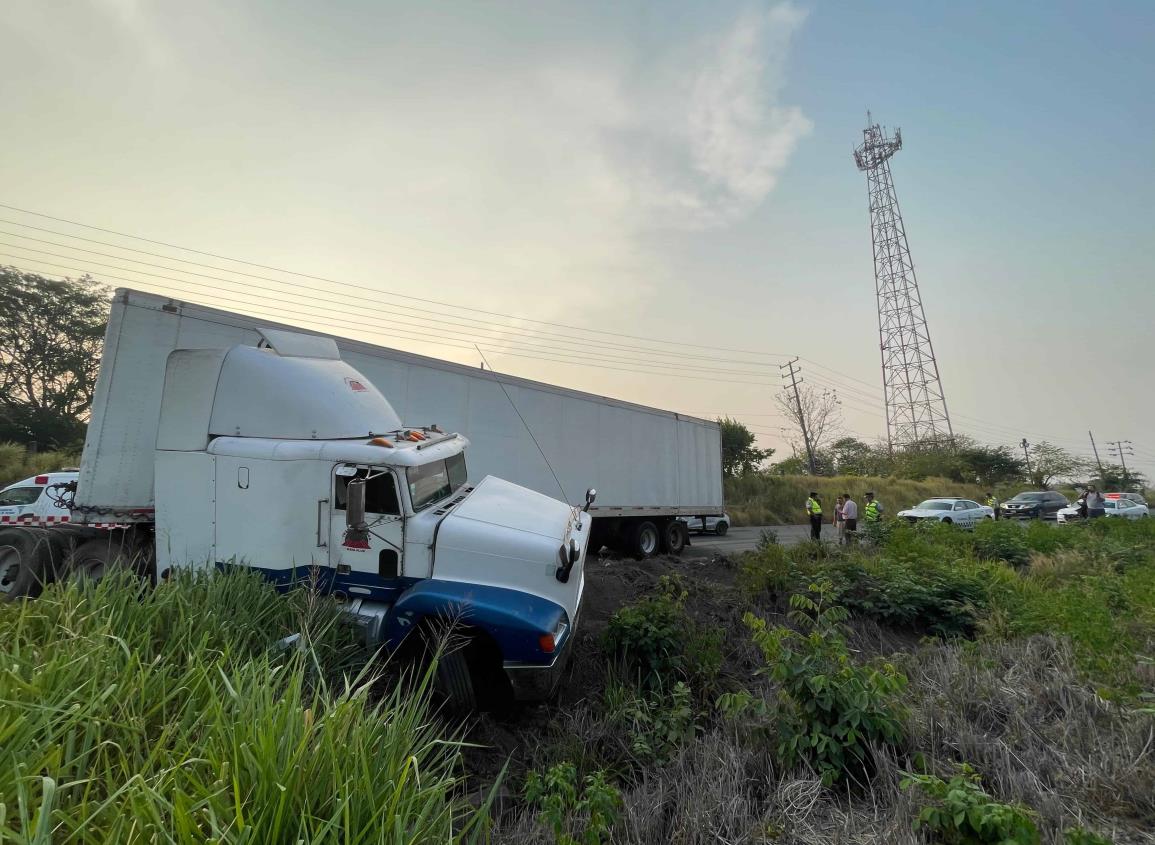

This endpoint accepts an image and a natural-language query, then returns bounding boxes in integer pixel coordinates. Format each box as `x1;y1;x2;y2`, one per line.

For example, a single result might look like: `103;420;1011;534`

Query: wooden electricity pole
781;358;816;475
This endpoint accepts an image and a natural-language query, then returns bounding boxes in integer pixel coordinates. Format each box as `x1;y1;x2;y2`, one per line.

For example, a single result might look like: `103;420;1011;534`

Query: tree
955;444;1025;487
718;417;774;478
774;386;842;472
0;268;110;448
1026;441;1086;488
1092;463;1147;493
828;436;884;476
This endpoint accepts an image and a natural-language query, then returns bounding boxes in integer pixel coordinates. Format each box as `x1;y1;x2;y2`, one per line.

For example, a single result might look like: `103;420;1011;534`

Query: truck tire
661;520;687;555
631;521;660;559
434;647;478;712
63;535;151;586
715;521;729;536
0;528;56;601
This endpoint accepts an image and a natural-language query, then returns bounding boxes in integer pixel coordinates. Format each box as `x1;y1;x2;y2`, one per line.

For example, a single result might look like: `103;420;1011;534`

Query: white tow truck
0;302;593;709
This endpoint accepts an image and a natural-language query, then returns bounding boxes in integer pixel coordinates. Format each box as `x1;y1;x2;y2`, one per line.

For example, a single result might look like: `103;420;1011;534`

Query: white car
679;513;730;536
1057;498;1150;523
897;498;994;528
0;471;78;525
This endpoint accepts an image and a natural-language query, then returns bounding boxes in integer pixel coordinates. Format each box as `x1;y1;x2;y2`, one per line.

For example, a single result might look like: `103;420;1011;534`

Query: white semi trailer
80;290;725;557
0;290;603;708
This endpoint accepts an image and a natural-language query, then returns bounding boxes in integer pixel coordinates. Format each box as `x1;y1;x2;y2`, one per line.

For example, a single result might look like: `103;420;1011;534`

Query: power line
0;237;787;370
0;253;787;380
2;260;785;388
1;202;1136;465
0;201;796;359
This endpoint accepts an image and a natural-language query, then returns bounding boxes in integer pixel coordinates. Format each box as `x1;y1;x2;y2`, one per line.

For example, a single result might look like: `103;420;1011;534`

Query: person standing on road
1085;486;1106;519
805;492;823;541
841;493;858;545
986;492;1001;521
864;492;882;523
834;495;845;543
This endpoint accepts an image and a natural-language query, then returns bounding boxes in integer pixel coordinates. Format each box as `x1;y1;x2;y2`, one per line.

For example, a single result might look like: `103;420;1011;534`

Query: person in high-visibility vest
805;492;823;541
863;492;882;523
985;492;1001;521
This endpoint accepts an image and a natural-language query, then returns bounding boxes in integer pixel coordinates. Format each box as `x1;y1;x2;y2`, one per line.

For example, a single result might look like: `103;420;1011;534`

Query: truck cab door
329;465;408;601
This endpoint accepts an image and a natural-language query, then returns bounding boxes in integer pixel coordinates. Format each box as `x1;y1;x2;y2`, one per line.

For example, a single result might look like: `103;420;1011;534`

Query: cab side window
334;469;400;515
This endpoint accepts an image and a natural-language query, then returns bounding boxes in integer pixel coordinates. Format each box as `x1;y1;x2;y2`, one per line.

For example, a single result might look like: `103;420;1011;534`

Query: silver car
680;514;730;536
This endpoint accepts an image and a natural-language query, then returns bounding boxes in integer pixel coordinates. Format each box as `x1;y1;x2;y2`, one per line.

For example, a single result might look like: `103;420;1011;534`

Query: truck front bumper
504;614;579;701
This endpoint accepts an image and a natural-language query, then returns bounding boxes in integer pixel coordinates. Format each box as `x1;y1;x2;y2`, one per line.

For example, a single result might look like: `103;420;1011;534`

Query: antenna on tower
854;114;953;452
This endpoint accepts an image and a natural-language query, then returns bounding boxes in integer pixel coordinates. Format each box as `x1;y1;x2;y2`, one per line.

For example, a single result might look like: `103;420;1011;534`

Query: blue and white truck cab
0;323;591;708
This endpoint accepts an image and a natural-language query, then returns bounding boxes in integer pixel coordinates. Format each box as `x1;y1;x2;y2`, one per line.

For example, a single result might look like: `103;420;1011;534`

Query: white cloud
594;3;812;229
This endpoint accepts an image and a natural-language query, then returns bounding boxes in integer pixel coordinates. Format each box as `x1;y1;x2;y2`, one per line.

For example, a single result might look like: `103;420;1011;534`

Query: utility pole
1107;440;1134;483
1088;430;1104;479
780;357;816;475
1020;438;1034;481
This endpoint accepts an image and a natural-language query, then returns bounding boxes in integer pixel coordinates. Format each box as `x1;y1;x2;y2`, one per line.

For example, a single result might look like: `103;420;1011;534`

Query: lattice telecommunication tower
854;114;954;450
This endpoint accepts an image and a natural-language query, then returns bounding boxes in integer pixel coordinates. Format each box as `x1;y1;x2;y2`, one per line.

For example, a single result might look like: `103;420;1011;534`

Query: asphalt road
685;524;813;557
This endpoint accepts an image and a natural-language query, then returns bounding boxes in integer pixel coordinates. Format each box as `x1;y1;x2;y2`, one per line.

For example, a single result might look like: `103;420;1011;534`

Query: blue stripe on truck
384;579;568;665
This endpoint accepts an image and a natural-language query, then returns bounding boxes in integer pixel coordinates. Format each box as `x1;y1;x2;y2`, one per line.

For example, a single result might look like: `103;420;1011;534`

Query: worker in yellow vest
805;492;823;541
863;492;882;523
985;492;1001;521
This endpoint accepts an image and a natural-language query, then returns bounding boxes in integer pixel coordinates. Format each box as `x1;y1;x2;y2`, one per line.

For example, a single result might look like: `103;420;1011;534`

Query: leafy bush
830;556;993;638
604;679;699;766
745;580;907;785
1064;827;1113;845
973;520;1031;567
603;575;687;687
602;575;723;691
901;764;1040;844
524;762;622;845
757;527;779;549
0;441;81;487
739;543;794;596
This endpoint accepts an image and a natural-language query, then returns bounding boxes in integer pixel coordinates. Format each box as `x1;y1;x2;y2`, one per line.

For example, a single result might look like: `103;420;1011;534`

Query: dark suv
1001;491;1069;520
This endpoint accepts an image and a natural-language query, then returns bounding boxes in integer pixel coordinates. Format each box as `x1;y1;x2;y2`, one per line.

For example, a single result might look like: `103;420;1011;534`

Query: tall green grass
0;569;490;843
0;442;81;488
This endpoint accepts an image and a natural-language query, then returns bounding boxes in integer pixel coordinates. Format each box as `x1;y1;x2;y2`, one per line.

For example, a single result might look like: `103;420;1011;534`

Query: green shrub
602;575;723;691
1064;827;1113;845
973;520;1031;567
524;762;622;845
604;679;699;766
745;580;907;785
0;441;81;487
830;556;993;638
603;575;687;687
901;764;1040;844
739;543;794;596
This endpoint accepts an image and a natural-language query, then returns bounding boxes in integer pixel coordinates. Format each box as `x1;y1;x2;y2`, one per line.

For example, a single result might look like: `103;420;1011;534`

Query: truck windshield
0;486;42;506
407;452;468;511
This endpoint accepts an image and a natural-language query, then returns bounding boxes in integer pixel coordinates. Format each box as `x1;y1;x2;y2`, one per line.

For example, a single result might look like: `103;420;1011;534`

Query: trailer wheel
631;521;660;559
662;520;687;555
0;528;56;601
63;535;151;586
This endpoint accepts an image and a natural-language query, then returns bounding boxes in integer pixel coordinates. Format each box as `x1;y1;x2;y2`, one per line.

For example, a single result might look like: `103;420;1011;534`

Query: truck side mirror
346;479;367;529
583;488;597;513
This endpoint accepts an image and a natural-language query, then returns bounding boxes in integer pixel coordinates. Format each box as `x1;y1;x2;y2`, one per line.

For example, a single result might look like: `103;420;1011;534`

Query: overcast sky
2;0;1153;478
